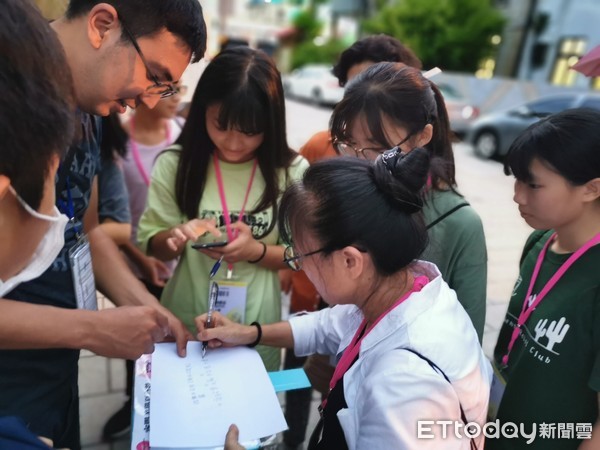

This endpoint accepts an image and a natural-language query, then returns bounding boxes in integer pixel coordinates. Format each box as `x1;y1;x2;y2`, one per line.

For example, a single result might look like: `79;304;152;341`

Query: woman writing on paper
198;148;491;449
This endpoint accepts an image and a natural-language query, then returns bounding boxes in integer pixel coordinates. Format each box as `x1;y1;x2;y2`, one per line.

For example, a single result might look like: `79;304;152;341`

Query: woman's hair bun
373;147;431;213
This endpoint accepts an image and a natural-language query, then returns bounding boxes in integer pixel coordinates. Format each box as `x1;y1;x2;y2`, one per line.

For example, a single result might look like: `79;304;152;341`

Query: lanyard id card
69;234;98;311
209;279;247;324
488;362;507;421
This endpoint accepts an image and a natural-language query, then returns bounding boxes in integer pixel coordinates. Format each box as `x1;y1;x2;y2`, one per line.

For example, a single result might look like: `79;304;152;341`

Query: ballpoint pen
202;280;219;358
209;255;224;279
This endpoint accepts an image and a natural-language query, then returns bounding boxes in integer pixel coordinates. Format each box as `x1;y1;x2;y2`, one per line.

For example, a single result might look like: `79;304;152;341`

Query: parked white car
283;64;344;106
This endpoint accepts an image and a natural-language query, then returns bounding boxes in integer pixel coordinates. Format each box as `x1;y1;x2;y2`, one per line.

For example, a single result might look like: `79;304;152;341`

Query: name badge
69;234;97;311
210;279;247;323
488;362;507;421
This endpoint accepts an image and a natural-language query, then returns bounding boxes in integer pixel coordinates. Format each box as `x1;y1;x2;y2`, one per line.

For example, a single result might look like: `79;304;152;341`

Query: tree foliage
292;8;323;42
290;1;345;70
363;0;505;72
291;38;347;70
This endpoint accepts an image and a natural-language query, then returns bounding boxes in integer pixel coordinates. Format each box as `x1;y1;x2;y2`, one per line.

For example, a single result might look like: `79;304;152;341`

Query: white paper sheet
149;343;287;448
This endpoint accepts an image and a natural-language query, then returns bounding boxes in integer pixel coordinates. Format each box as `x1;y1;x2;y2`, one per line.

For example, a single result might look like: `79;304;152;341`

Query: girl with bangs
329;62;487;342
137;46;308;371
489;108;600;450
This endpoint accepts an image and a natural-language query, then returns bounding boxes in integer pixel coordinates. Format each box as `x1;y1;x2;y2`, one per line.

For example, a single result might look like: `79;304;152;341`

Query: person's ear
340;246;365;280
0;175;10;200
582;177;600;203
415;124;433;148
87;3;119;50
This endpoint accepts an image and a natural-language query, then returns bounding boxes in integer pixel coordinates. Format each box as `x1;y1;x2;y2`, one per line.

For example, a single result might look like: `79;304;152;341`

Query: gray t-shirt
98;157;131;224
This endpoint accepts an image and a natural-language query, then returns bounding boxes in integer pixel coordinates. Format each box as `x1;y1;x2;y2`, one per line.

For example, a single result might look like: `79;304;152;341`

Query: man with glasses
0;1;206;449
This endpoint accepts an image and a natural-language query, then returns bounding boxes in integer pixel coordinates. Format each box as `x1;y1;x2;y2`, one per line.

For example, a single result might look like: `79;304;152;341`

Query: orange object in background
288;129;339;313
290;270;319;313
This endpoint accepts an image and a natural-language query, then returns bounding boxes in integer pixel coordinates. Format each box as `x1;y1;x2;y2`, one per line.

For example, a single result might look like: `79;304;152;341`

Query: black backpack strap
402;348;478;450
426;202;470;230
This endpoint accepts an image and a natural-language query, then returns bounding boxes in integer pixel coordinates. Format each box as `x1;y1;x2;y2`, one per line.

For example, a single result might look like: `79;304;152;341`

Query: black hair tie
247;322;262;348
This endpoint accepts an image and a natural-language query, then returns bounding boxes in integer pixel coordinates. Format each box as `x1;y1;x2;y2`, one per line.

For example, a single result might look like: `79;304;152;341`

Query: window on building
550;37;586;86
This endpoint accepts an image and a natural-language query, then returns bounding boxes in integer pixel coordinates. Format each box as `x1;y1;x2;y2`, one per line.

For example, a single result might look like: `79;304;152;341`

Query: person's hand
279;269;293;294
87;306;171;359
140;255;170;287
198;221;263;264
37;435;70;449
155;304;194;357
167;218;221;253
195;311;257;349
224;424;245;450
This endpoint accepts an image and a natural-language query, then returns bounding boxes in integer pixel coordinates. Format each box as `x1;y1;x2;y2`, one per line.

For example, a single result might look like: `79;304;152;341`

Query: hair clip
380;147;404;172
423;67;442;79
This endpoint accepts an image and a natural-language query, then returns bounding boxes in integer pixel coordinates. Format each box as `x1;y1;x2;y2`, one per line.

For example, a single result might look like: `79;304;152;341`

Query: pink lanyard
213;152;259;270
321;275;429;410
502;232;600;367
129;118;172;187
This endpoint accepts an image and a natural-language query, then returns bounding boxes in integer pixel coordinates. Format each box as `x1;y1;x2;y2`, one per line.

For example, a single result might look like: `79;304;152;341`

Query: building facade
495;0;600;89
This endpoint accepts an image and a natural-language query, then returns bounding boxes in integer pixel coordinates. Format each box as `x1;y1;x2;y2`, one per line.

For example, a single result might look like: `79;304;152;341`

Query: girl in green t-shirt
491;108;600;450
137;46;308;371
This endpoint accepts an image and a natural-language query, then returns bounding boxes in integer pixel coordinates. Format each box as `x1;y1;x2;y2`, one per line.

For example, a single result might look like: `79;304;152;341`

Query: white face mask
0;187;68;296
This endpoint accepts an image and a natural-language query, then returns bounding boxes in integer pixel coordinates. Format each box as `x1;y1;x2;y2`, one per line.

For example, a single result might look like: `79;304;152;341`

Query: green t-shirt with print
138;147;309;371
489;230;600;450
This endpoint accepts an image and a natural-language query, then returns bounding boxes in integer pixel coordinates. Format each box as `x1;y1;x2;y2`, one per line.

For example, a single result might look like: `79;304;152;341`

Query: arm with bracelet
196;312;294;350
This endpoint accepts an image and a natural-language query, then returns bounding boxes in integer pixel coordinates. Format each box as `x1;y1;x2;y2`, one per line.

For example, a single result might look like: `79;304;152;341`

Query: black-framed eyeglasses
283;245;328;271
333;133;414;161
120;20;177;99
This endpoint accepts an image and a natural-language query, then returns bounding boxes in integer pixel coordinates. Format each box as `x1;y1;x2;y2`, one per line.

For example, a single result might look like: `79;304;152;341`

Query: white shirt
289;261;492;450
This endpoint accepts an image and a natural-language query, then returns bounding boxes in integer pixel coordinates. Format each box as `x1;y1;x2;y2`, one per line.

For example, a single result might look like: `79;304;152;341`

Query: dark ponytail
100;113;129;161
428;82;456;189
374;147;430;213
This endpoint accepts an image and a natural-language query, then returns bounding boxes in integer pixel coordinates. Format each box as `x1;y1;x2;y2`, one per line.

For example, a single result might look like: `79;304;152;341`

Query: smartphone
192;240;228;249
191;232;228;249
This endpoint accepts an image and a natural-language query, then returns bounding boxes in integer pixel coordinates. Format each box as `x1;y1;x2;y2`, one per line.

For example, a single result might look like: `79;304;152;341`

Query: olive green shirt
421;190;487;341
138;148;309;371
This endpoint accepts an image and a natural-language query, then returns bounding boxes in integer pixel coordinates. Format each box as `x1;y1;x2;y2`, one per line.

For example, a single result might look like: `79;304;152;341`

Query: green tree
292;8;323;43
363;0;505;72
291;38;347;69
289;0;344;70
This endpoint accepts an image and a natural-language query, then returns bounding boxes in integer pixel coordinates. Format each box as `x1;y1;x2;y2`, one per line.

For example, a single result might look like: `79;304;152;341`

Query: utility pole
512;0;538;78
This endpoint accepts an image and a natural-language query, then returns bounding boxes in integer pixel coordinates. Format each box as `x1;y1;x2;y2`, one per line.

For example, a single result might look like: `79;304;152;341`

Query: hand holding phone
192;240;229;250
191;240;229;249
192;230;229;249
